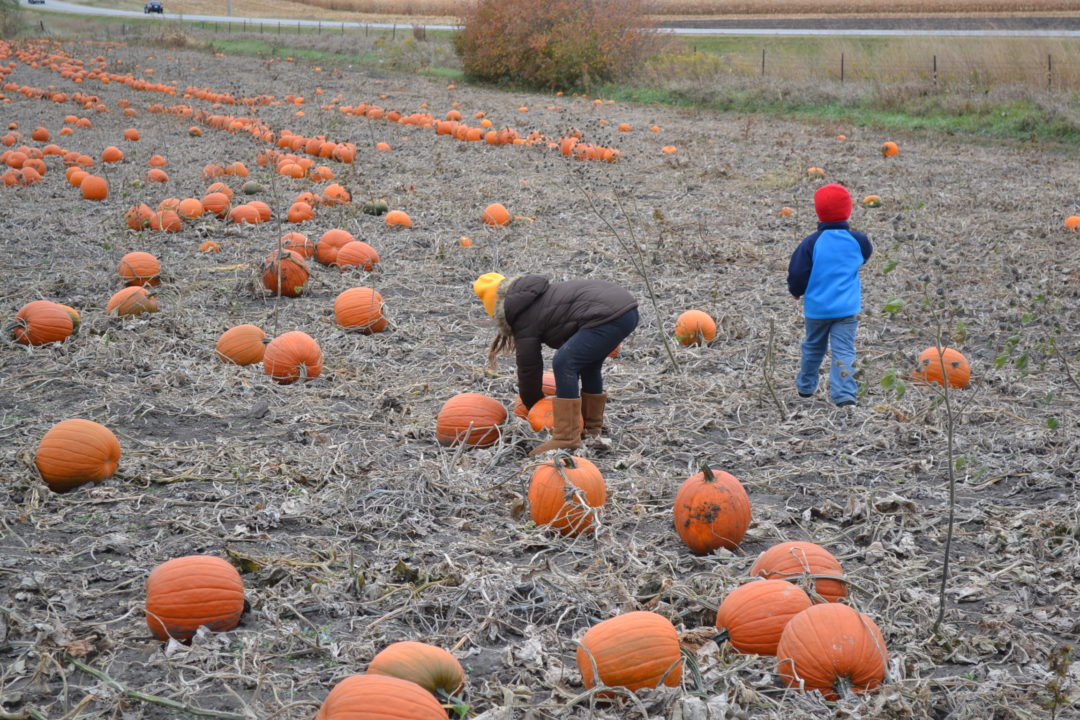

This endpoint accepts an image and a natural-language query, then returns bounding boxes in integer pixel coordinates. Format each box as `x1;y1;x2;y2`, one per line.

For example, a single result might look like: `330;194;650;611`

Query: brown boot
581;392;607;438
529;397;583;456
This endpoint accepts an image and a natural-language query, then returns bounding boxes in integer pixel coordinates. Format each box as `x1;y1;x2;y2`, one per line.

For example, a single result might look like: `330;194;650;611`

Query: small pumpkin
435;392;506;448
361;199;389;216
216;324;268;365
106;286;158;316
750;540;847;602
315;674;446;720
528;452;606;536
385;210;412;229
714;579;813;656
526;397;555;431
912;347;970;389
779;206;795;217
10;300;76;345
334;287;387;333
577;611;682;692
806;167;826;178
674;310;716;346
334;241;381;271
881;141;899;157
118;251;161;287
262;249;309;297
34;418;121;493
263;331;323;384
366;641;465;698
775;603;888;700
482;202;510;226
1065;215;1080;231
280;232;315;259
202;191;231;218
673;461;751;554
145;555;245;642
80;174;108;201
861;195;882;208
512;372;557;418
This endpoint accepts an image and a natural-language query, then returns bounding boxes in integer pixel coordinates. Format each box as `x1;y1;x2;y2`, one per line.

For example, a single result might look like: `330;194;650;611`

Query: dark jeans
797;315;858;405
553;308;639;398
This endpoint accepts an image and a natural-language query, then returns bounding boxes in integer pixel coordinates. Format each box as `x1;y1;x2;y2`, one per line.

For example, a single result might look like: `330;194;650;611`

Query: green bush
453;0;657;91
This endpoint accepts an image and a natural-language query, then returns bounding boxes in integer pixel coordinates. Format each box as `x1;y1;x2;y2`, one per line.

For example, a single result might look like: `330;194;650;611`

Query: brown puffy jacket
493;275;637;408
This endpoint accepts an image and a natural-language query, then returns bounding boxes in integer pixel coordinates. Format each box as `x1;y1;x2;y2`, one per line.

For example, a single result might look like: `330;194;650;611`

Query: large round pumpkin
262;249;309;298
482;202;510;226
366;641;465;698
576;611;683;692
673;462;751;554
11;300;76;345
145;555;245;642
34;419;121;493
529;453;606;536
263;331;322;384
334;241;380;271
315;674;446;720
315;229;355;265
674;310;717;346
216;324;268;365
118;251;161;287
435;393;506;448
912;347;970;389
750;540;847;602
334;287;387;333
106;286;158;316
775;603;888;700
714;579;812;656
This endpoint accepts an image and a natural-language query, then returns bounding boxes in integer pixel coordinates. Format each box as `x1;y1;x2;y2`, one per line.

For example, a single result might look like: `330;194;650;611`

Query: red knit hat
814;183;852;222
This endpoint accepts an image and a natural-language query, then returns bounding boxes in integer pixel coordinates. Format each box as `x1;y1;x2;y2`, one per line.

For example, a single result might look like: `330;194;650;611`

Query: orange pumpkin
482;202;510;226
674;309;717;346
216;324;268;365
322;183;351;205
263;331;323;384
673;462;751;554
528;453;606;536
334;287;387;333
145;555;245;642
101;145;124;163
286;201;315;223
881;141;899;157
178;198;204;219
106;286;158;316
80;175;108;201
775;603;887;700
315;674;446;720
715;579;813;656
1065;215;1080;231
202;191;231;218
366;641;465;697
11;300;76;345
912;347;970;389
118;251;161;287
34;419;121;493
577;611;682;692
526;397;554;431
262;249;309;297
512;372;557;418
280;232;314;259
435;393;506;448
385;210;412;229
750;541;847;602
315;229;355;265
334;241;380;271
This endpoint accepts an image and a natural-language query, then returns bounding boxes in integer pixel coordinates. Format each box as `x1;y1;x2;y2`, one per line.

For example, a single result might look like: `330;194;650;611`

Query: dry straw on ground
0;39;1077;720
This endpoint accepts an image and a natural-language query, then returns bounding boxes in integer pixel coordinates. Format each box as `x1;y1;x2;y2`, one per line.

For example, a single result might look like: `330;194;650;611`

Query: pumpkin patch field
1;38;1078;719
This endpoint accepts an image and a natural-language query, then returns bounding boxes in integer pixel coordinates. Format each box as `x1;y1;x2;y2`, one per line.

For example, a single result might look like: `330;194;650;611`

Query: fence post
761;48;765;76
933;54;937;87
341;22;344;35
1048;54;1052;90
318;21;321;35
393;24;396;40
840;52;844;84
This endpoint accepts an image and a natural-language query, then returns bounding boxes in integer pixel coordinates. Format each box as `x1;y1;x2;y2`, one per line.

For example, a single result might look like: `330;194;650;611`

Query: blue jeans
553;308;639;398
796;315;858;405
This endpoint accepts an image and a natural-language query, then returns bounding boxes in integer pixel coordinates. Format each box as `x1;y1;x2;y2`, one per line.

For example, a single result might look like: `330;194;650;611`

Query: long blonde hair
487;332;515;370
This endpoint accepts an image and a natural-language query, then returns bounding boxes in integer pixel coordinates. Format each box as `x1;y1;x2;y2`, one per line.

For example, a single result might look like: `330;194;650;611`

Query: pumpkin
206;181;234;199
216;324;268;365
775;603;887;700
34;418;121;493
199;240;220;253
178;198;204;218
334;241;381;271
241;180;262;195
673;461;751;554
101;145;124;163
322;183;351;205
1065;215;1080;231
150;210;182;233
11;300;76;345
107;286;158;316
228;204;261;225
806;167;826;178
660;145;677;154
366;641;465;697
912;347;970;389
881;141;899;157
714;579;812;656
315;674;446;720
263;331;322;384
280;232;315;259
750;540;847;602
146;168;169;183
118;251;161;287
512;372;557;418
262;249;309;297
31;126;49;142
316;229;356;265
435;392;506;448
361;199;389;216
80;175;108;201
526;397;554;431
482;202;510;226
577;611;682;692
145;555;245;642
202;191;231;218
148;154;167;167
779;206;795;217
674;310;716;346
249;201;272;223
334;287;387;333
861;195;882;208
528;452;606;536
385;210;412;229
287;201;315;223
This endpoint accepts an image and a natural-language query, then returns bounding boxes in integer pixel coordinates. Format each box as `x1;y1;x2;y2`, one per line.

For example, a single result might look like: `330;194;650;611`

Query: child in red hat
787;184;873;407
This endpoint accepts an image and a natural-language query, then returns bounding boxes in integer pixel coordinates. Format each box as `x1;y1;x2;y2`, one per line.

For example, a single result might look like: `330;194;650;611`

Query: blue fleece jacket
787;221;873;319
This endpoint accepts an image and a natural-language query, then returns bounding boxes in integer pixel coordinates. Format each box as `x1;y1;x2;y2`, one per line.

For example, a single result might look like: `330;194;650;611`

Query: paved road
22;0;1080;37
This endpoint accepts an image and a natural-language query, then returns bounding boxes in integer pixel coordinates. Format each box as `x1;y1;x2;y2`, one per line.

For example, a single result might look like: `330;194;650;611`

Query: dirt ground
0;37;1078;720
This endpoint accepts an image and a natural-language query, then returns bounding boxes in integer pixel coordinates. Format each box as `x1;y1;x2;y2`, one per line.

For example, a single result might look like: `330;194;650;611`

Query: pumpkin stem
697;458;715;482
554;450;578;470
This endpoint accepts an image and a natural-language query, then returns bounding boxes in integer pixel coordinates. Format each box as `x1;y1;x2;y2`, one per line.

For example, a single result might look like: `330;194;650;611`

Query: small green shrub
454;0;657;91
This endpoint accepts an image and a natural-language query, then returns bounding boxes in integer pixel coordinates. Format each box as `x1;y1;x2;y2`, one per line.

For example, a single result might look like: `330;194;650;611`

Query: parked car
144;1;163;13
28;0;46;5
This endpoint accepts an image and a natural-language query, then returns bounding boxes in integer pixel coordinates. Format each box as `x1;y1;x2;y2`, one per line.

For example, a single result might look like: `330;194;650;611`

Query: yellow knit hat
472;272;505;316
